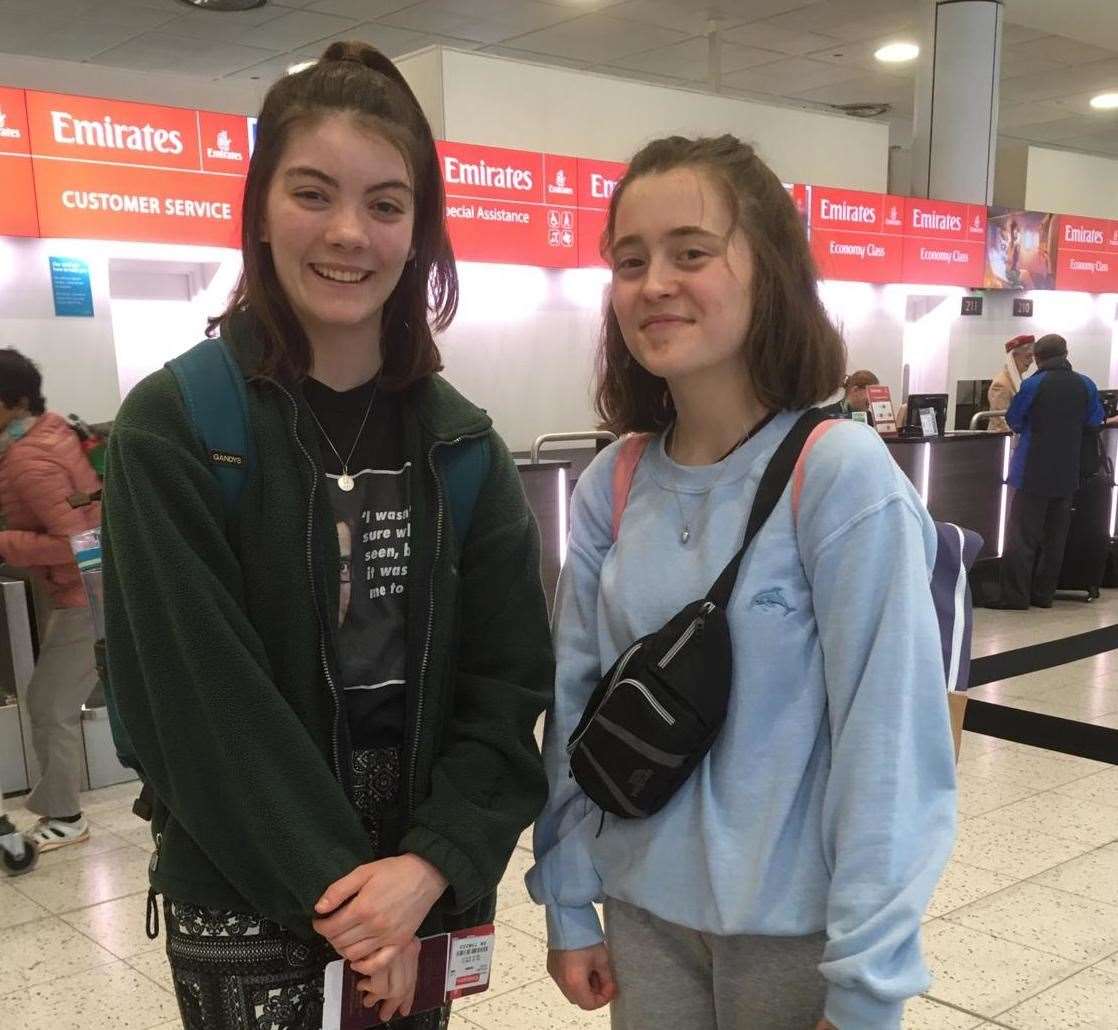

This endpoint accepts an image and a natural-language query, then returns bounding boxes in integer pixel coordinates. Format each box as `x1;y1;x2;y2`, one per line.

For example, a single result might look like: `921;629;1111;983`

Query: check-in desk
885;431;1012;559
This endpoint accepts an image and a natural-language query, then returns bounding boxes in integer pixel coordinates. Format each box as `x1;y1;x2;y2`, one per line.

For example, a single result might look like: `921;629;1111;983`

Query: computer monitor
1099;390;1118;420
904;394;948;437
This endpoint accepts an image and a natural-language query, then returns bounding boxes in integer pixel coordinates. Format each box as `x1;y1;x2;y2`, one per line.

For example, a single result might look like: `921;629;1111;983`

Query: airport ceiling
1;0;1117;157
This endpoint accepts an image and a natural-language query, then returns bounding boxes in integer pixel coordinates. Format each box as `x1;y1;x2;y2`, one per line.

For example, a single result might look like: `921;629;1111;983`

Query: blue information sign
49;256;94;318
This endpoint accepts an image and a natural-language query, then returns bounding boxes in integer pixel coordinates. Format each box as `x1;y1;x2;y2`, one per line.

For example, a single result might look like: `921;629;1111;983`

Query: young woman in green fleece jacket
101;41;553;1030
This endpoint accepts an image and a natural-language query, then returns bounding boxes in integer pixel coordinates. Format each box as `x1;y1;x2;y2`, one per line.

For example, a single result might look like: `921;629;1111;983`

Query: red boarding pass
321;924;495;1029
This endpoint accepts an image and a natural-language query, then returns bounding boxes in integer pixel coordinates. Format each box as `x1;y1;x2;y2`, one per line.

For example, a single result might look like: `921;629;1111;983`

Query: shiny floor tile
127;947;175;995
457;975;609;1029
901;995;985;1029
983;793;1118;848
496;900;548;942
0;916;116;995
925;860;1019;921
951;817;1094;878
922;920;1087;1017
0;879;50;929
997;965;1118;1029
60;891;162;960
942;881;1118;963
1030;843;1118;908
1052;767;1118;809
8;843;153;914
0;959;178;1030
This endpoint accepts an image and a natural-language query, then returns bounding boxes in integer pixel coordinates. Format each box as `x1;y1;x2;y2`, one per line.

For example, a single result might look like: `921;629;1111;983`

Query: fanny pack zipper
657;602;715;670
566;640;642;755
615;678;676;725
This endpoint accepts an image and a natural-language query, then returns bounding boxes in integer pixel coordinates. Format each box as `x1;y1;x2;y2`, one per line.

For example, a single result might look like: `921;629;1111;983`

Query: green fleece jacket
102;327;554;940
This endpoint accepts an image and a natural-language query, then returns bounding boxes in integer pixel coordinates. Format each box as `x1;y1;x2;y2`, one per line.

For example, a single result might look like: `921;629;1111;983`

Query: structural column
911;0;1004;204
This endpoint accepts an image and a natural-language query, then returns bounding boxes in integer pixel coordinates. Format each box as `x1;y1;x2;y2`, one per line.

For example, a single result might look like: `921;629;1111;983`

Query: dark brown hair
0;348;46;415
844;369;879;391
210;41;456;387
594;135;845;435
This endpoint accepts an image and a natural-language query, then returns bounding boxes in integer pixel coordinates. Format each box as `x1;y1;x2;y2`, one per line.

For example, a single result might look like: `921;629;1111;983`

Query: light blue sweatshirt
527;411;957;1030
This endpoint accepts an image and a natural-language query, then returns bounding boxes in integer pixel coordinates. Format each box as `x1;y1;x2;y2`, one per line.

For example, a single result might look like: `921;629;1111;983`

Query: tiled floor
3;596;1118;1029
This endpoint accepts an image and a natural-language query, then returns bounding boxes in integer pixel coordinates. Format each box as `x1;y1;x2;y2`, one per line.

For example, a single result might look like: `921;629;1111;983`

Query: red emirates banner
901;198;987;287
0;87;248;247
576;157;626;268
0;86;38;237
1054;214;1118;292
438;140;578;268
809;186;904;283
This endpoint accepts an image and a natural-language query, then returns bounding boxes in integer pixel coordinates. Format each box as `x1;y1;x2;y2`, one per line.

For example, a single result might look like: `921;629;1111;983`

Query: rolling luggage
1057;473;1112;599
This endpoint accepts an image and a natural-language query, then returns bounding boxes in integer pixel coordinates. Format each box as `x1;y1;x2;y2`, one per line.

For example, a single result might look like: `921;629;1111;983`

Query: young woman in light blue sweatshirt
527;135;957;1030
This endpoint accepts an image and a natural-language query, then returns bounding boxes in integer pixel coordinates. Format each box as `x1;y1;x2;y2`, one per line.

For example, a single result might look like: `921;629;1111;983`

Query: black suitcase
1057;473;1112;599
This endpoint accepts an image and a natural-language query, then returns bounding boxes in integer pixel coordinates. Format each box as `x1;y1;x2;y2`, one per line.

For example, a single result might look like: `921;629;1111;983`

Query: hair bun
317;40;423;111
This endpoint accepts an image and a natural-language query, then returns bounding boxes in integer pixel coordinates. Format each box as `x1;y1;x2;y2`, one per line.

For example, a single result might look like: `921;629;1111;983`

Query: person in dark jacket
992;334;1105;609
102;41;553;1030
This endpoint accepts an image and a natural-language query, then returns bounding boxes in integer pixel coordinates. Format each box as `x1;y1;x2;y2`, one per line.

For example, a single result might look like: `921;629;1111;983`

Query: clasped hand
313;854;448;1021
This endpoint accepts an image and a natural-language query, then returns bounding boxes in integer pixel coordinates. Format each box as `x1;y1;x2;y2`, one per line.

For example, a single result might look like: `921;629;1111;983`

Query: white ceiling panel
794;72;913;107
479;44;590;69
1007;34;1116;67
291;24;483;58
87;32;277;77
223;54;300;83
721;21;842;56
763;0;919;43
1060;131;1118;156
604;0;748;37
721;54;863;93
1005;116;1106;143
999;48;1068;80
236;9;359;50
610;37;782;81
145;4;303;43
379;1;572;44
998;100;1087;129
505;14;689;64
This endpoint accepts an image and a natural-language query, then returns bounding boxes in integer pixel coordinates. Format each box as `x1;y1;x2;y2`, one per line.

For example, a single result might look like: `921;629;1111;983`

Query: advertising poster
984;207;1058;290
49;256;94;317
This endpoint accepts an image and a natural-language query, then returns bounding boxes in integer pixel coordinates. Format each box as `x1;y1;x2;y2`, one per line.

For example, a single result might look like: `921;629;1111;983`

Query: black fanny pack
567;410;825;820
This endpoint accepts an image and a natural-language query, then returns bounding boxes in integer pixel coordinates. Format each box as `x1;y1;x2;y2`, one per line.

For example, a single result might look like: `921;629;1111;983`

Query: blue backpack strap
165;337;255;518
436;436;490;549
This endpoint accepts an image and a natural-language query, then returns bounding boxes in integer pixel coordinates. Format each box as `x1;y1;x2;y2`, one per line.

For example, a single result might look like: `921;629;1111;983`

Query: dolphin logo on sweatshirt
751;587;795;616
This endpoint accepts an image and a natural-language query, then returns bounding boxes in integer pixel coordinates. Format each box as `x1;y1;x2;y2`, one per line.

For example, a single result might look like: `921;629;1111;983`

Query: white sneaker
28;816;90;853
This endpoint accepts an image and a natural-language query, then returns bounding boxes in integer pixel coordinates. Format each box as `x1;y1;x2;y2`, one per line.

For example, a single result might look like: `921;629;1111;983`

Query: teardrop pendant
680;525;690;545
337;473;355;493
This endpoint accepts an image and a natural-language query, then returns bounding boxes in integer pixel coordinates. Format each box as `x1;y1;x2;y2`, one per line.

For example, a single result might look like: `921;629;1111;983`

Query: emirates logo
547;168;575;196
206;128;244;162
0;109;22;140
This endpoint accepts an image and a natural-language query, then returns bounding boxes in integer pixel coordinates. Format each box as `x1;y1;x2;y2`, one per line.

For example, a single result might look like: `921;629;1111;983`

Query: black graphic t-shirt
303;377;409;749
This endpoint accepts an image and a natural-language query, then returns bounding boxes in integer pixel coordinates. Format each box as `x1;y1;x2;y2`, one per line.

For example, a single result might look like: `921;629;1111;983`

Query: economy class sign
901;198;986;287
810;186;903;284
1054;214;1118;293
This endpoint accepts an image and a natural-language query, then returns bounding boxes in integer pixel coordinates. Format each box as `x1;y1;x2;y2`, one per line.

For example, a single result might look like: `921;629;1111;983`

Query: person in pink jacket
0;349;100;851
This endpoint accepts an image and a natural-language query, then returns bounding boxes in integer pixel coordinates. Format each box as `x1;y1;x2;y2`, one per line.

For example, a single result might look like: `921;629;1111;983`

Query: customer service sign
0;87;248;247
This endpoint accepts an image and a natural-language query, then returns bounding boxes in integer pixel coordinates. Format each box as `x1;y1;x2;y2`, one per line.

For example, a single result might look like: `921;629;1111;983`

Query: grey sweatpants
605;897;828;1030
25;606;97;819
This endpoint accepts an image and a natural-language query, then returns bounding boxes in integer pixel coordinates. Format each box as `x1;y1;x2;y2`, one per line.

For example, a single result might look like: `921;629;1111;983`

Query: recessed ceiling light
875;42;920;64
177;0;267;10
1090;92;1118;110
287;60;316;75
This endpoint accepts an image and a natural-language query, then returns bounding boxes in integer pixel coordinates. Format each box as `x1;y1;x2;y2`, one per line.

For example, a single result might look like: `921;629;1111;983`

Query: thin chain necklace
668;412;776;545
304;381;377;493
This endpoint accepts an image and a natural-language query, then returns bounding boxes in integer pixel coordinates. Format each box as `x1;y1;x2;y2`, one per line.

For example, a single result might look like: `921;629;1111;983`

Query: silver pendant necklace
305;382;377;493
668;413;775;546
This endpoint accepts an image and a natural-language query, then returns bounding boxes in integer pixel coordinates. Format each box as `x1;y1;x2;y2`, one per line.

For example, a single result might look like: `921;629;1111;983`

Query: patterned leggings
163;748;450;1030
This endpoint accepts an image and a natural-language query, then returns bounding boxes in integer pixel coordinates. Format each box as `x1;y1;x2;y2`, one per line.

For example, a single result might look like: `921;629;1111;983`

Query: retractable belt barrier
965;624;1118;765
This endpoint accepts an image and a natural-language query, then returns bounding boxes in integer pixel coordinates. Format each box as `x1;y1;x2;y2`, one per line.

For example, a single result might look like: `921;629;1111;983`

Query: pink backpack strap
611;433;654;541
792;420;843;520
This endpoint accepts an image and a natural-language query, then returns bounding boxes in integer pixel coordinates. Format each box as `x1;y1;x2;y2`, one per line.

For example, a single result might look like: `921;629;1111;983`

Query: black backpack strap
707;409;827;609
